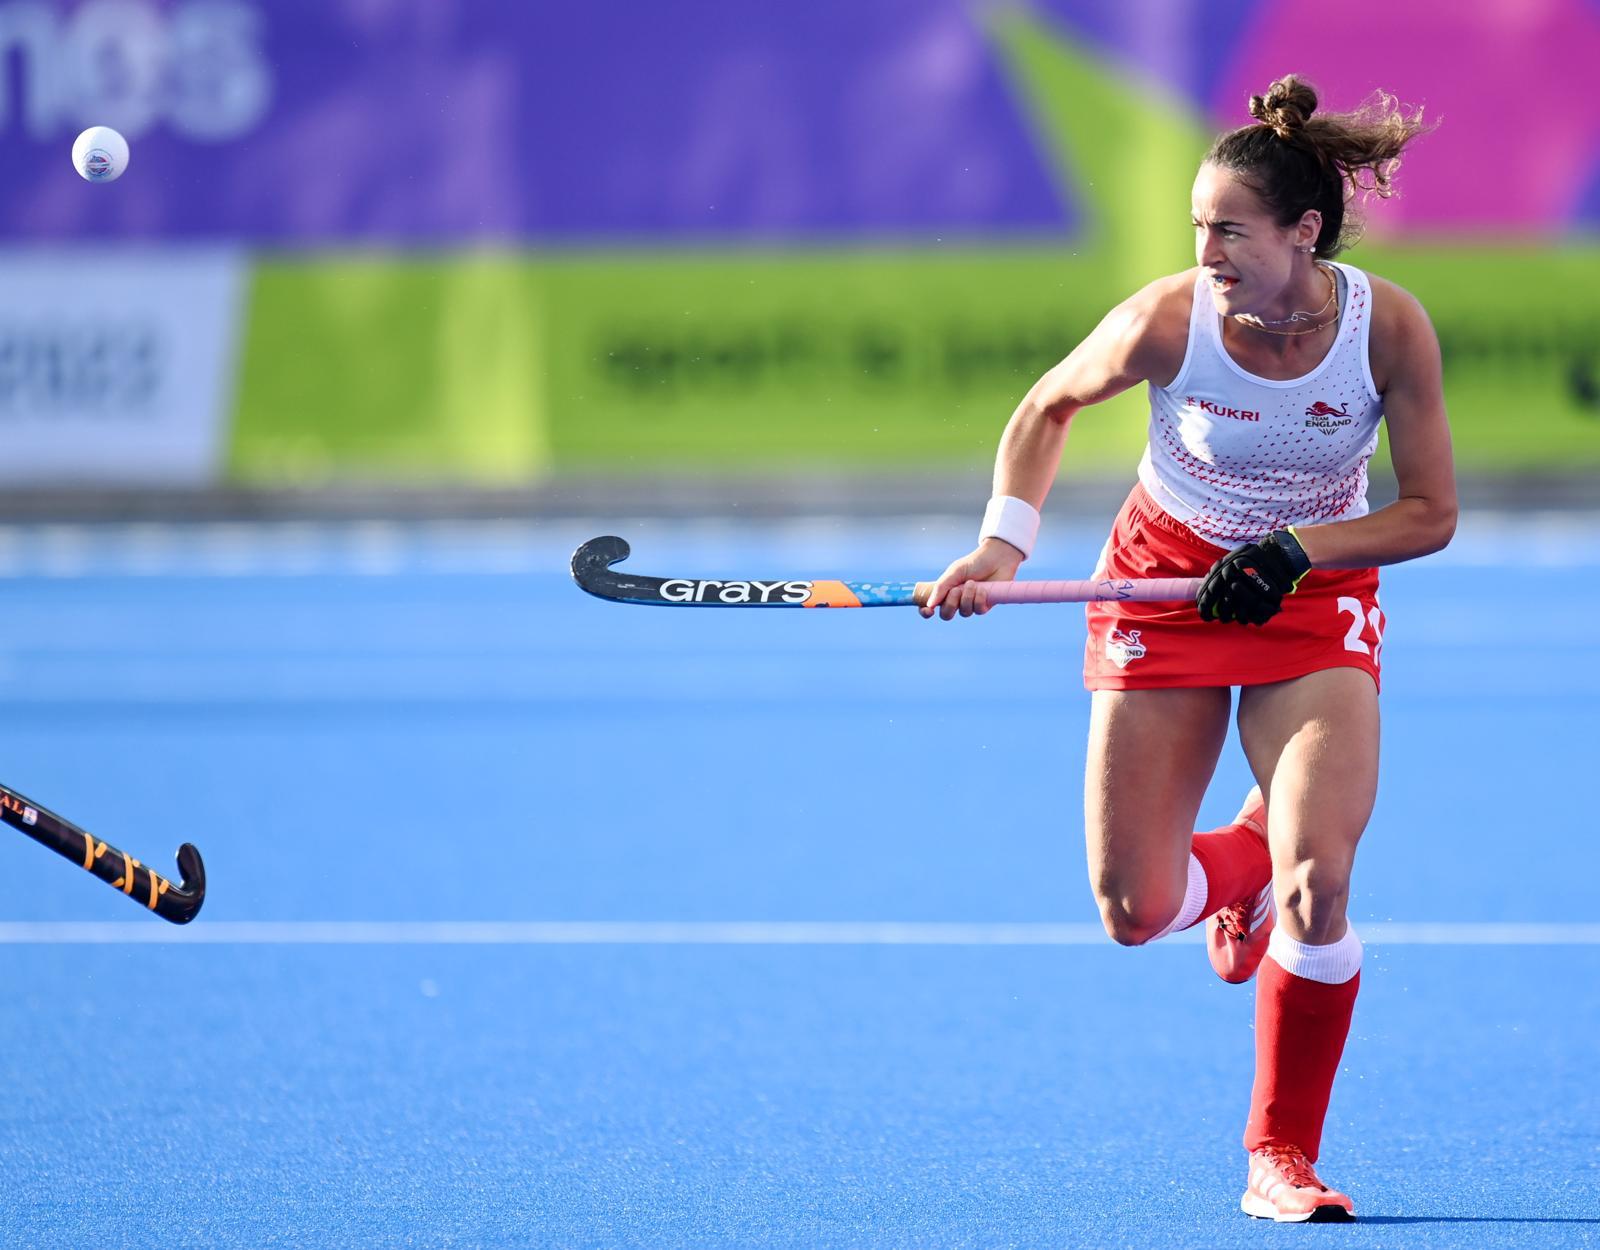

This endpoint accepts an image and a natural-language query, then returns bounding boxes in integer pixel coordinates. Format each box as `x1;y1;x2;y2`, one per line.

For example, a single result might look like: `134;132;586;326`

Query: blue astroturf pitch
0;514;1595;1248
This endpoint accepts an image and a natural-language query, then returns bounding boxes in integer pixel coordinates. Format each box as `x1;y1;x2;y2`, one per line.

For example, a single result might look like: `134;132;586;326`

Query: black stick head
571;536;631;592
160;842;206;925
571;535;678;605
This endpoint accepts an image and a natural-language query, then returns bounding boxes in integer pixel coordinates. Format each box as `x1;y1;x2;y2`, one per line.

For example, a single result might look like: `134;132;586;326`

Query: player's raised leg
1086;686;1240;944
1087;688;1277;949
1234;666;1378;1222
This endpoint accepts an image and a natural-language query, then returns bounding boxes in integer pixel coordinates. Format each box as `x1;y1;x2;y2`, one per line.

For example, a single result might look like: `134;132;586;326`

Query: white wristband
978;495;1040;558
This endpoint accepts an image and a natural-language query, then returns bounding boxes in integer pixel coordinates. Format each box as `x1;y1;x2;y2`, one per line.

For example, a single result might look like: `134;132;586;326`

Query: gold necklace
1232;266;1338;337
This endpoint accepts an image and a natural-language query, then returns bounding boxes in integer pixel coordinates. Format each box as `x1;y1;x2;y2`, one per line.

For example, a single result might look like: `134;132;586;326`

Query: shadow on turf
1361;1217;1600;1225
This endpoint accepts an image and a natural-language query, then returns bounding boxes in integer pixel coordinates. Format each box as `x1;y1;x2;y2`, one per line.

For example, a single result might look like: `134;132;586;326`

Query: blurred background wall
0;0;1595;513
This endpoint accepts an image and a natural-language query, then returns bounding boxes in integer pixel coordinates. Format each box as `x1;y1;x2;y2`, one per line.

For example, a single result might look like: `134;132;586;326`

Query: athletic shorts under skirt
1082;484;1383;692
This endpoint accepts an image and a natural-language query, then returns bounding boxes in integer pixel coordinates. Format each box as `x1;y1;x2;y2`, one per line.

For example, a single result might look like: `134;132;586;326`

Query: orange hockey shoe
1241;1147;1355;1222
1207;788;1274;983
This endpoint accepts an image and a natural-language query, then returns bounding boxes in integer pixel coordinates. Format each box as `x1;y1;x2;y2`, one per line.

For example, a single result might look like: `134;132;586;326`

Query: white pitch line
0;921;1596;946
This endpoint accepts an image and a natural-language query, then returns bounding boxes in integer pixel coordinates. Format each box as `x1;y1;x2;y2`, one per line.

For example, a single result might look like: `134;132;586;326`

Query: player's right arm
922;274;1192;620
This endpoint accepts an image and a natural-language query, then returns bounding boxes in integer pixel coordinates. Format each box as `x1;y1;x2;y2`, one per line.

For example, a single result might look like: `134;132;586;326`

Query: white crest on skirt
1105;627;1148;669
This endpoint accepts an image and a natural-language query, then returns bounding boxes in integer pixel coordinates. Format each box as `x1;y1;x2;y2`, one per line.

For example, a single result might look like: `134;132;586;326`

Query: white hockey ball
72;127;130;183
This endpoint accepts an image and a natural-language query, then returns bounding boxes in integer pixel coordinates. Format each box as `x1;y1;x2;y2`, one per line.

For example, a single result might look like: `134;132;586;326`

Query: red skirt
1082;484;1384;692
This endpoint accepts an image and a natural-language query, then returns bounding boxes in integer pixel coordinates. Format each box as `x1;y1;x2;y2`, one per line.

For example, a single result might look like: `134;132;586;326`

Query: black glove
1196;529;1312;626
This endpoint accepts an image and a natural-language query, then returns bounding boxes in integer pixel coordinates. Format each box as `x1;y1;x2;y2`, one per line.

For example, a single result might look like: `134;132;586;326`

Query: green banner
229;240;1600;482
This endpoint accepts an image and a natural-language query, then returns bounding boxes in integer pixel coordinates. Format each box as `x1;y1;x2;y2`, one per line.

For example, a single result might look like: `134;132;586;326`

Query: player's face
1191;163;1302;317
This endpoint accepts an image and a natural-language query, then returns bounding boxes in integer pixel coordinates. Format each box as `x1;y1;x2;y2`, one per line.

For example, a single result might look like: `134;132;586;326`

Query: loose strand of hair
1303;90;1434;202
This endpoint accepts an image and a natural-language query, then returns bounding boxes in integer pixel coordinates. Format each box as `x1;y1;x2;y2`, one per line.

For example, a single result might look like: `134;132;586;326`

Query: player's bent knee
1097;894;1181;947
1276;860;1351;943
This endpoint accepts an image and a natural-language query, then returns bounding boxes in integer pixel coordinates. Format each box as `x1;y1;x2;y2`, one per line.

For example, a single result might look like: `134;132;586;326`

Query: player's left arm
1292;280;1458;568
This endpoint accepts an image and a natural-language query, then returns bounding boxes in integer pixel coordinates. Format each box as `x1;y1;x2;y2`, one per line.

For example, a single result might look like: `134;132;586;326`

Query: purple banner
2;0;1597;243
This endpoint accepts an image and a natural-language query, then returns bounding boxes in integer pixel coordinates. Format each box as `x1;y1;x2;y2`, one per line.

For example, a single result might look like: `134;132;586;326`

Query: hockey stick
0;783;205;924
571;536;1201;608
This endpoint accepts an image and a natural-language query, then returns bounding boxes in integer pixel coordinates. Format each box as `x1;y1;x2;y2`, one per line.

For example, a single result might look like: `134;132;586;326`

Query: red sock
1244;958;1361;1161
1187;821;1271;924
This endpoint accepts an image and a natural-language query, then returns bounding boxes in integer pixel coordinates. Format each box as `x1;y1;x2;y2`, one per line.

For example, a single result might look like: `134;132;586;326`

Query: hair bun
1249;75;1318;139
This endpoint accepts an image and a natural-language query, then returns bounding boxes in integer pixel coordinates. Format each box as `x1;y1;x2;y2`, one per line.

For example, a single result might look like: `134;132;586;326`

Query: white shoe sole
1241;1192;1355;1222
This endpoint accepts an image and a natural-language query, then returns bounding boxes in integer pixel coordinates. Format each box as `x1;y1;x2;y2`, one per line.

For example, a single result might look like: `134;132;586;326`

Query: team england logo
1105;627;1148;669
1304;400;1354;435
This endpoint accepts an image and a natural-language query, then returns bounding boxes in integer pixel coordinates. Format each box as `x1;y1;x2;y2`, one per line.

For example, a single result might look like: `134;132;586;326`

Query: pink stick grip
982;577;1202;605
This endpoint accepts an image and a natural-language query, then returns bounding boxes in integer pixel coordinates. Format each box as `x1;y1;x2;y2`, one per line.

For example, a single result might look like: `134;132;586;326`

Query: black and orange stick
0;783;205;924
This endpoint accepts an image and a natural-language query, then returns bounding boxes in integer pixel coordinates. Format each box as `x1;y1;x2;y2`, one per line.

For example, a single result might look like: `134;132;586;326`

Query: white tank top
1136;261;1382;545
